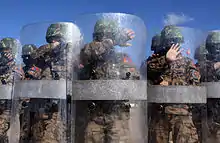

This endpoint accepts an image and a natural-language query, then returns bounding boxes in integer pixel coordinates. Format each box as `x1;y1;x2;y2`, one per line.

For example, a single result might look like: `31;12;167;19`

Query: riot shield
10;22;82;143
0;37;21;143
71;13;148;143
147;26;207;143
201;30;220;142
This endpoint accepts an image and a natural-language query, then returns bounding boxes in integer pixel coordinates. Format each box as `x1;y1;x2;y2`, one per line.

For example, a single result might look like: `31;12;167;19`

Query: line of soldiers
144;26;220;143
2;16;220;143
0;18;142;143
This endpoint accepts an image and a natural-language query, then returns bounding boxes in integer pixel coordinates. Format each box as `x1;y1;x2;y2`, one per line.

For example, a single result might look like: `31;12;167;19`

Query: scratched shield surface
10;21;82;143
0;38;21;142
71;13;148;143
147;26;207;143
201;30;220;143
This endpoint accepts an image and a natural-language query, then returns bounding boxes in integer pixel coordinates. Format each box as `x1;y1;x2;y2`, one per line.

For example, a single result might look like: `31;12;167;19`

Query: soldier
140;33;161;79
199;31;220;142
147;25;200;143
19;44;40;142
28;23;74;143
22;44;41;80
77;18;137;142
0;38;23;142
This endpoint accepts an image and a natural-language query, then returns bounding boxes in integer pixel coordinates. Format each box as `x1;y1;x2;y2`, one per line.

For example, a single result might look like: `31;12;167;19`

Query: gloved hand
27;66;41;79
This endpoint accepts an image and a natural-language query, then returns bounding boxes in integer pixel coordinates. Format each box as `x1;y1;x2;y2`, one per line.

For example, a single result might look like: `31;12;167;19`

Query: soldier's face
1;48;12;54
22;55;34;65
51;40;60;47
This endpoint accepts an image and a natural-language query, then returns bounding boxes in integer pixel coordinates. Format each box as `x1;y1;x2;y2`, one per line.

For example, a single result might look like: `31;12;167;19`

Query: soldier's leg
31;100;65;143
85;120;104;143
106;109;131;143
19;101;30;142
154;117;169;143
0;107;10;142
171;115;199;143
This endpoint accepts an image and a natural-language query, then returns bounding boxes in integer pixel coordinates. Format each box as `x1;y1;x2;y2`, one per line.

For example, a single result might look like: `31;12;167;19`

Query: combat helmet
93;18;119;41
46;22;73;43
205;30;220;55
22;44;37;56
160;25;184;48
194;43;208;60
0;37;20;55
151;33;161;52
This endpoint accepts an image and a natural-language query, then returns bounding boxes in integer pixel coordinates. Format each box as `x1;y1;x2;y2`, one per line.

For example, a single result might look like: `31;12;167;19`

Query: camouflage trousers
31;112;66;143
206;121;220;143
74;101;132;143
22;99;66;143
0;109;10;142
153;115;199;143
85;112;131;143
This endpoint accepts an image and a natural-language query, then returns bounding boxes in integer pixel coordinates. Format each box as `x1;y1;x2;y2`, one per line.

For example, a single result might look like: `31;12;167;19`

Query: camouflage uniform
140;34;161;80
147;25;200;143
28;23;72;143
22;44;41;80
76;18;138;143
193;43;208;142
0;38;23;142
199;31;220;142
19;44;40;142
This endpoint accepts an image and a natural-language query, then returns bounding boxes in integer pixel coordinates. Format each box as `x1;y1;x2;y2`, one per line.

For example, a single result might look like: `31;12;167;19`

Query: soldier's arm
147;55;167;71
147;55;168;84
80;39;114;65
187;59;201;84
199;60;219;81
0;59;15;74
0;65;10;73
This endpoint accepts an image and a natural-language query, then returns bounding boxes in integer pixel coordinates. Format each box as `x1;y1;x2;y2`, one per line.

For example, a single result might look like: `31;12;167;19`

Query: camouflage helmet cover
151;33;161;51
22;44;37;55
0;37;20;55
94;18;119;35
46;22;73;43
160;25;184;46
206;30;220;44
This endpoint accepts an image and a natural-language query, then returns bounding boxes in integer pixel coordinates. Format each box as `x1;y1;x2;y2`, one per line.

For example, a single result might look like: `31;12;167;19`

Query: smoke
163;13;194;25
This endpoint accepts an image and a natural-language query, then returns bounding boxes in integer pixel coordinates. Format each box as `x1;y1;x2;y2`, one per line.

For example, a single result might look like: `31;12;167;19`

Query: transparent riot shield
71;13;148;143
201;30;220;142
147;26;207;143
10;22;82;143
0;37;21;143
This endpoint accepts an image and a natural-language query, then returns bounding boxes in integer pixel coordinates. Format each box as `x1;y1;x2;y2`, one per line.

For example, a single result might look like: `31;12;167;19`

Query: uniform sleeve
199;60;217;82
147;55;167;72
80;39;114;65
187;59;201;84
147;55;168;84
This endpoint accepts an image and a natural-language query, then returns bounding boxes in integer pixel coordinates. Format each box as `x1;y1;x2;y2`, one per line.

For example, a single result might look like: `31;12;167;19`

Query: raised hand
119;29;135;47
166;43;182;62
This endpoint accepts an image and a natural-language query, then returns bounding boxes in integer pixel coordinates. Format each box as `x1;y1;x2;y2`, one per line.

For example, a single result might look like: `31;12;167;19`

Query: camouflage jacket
147;54;201;86
147;54;200;115
32;43;71;80
198;60;218;82
0;66;24;85
79;39;134;111
80;39;140;80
